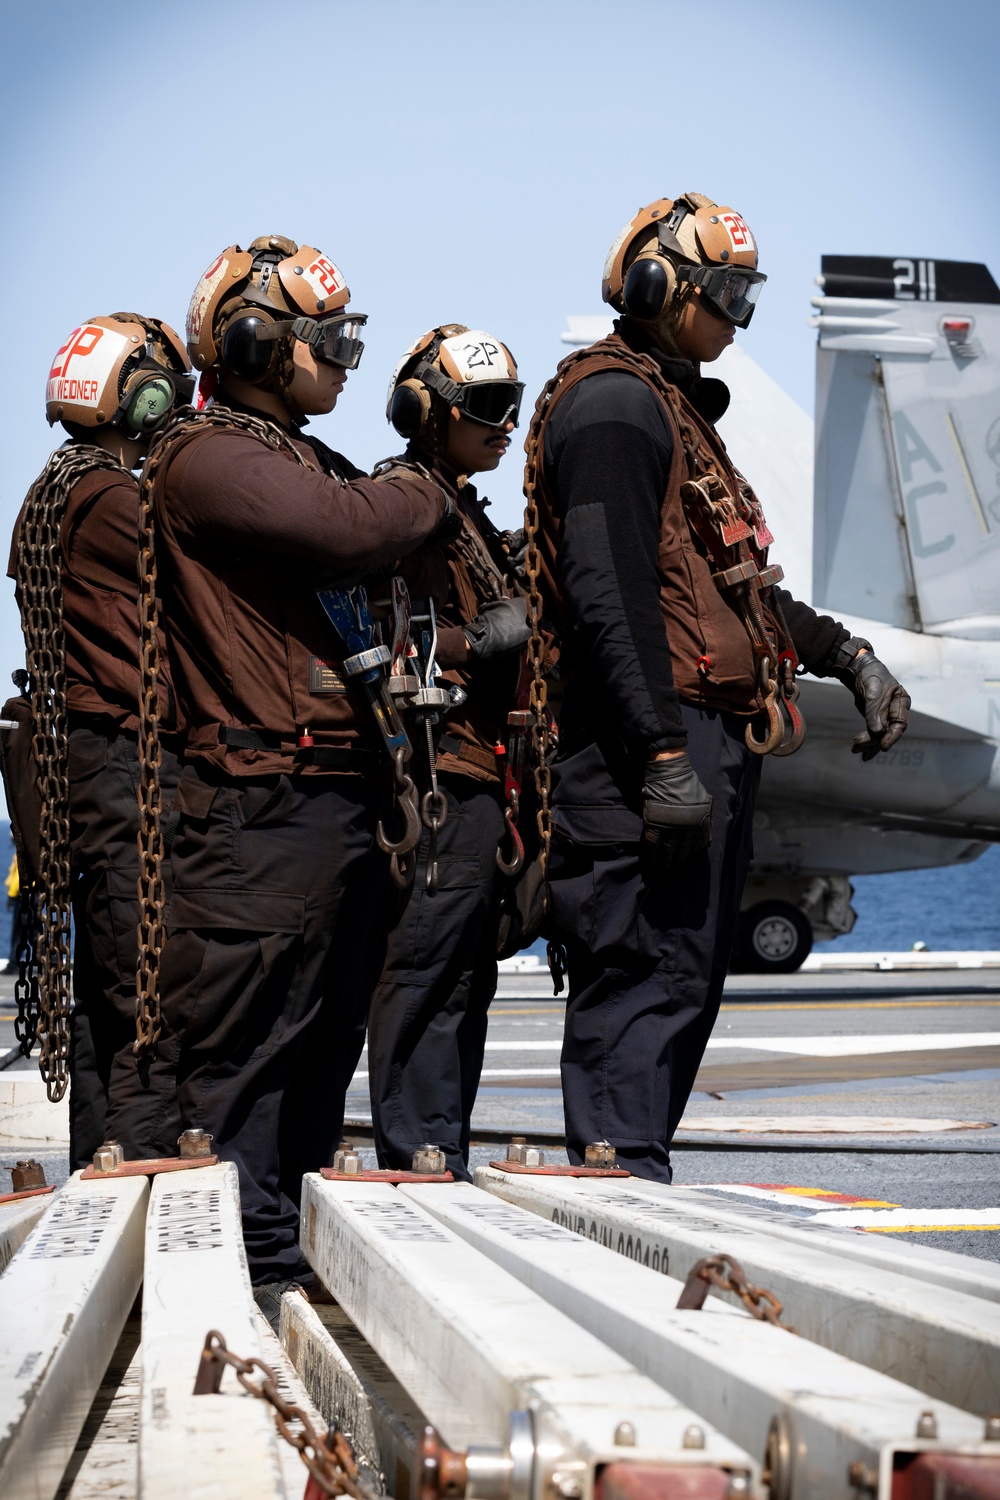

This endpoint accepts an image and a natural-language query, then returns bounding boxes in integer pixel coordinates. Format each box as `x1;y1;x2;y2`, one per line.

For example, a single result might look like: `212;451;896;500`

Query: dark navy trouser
366;773;505;1181
158;768;391;1282
549;705;759;1182
68;723;182;1167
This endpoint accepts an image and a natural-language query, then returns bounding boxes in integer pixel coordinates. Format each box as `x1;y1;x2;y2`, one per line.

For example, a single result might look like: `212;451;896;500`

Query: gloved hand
838;649;911;761
464;596;530;661
500;527;529;588
640;752;713;876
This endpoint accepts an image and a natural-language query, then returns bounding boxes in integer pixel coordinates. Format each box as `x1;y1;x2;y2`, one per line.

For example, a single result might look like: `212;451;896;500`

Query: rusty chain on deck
676;1252;799;1333
194;1329;383;1500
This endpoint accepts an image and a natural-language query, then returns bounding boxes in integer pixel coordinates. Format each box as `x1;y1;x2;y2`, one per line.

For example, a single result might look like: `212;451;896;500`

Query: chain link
676;1252;798;1333
134;405;309;1054
16;444;130;1101
193;1330;383;1500
13;888;39;1056
521;378;561;886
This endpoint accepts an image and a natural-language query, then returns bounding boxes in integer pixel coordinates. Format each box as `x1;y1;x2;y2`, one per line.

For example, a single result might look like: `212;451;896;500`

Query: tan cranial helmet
386;324;523;448
602;193;766;336
186;236;366;419
45;314;193;435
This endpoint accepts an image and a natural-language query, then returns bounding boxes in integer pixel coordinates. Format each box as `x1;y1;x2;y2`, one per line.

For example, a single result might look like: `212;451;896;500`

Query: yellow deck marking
865;1224;1000;1234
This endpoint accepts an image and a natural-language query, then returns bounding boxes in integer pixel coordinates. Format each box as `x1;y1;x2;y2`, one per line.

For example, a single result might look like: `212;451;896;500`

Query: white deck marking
806;1207;1000;1231
0;1173;147;1500
678;1116;994;1135
703;1031;1000;1055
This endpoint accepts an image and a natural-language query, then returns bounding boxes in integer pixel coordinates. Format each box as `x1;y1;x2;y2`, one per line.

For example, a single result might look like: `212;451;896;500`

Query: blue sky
1;0;998;686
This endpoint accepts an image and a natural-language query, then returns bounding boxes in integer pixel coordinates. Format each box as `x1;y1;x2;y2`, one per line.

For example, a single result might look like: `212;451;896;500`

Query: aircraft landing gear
737;900;814;973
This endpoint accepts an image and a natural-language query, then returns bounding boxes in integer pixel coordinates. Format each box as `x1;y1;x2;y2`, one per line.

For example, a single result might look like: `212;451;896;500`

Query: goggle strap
413;360;463;406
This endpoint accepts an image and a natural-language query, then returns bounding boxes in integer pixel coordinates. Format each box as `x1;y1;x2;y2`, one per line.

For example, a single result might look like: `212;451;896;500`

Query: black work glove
464;597;530;661
641;753;713;876
836;645;911;761
500;527;529;588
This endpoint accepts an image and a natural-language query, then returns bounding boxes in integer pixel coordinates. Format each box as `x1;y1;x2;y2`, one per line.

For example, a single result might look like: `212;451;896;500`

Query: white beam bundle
419;1181;991;1500
300;1175;757;1497
472;1168;1000;1415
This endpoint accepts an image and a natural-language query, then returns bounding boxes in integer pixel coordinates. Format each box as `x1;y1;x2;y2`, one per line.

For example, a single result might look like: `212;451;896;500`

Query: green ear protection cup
123;375;175;435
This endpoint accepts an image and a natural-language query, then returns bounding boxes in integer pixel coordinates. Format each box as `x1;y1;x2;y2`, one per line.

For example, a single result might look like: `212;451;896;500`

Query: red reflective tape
598;1463;733;1500
898;1453;1000;1500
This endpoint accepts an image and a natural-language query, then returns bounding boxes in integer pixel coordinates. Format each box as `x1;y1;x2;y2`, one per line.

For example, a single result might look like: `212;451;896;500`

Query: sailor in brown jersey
7;312;193;1165
365;325;530;1179
148;237;454;1292
530;195;911;1180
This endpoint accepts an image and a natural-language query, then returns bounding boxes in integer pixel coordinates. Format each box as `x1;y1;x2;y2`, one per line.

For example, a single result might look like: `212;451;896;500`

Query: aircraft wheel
739;901;813;973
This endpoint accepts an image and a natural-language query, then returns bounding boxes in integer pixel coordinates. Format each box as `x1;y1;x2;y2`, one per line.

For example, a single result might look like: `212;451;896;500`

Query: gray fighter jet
563;255;1000;970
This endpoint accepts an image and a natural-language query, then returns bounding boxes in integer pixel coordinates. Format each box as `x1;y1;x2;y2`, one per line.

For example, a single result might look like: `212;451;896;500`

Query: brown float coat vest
375;453;519;784
531;334;793;717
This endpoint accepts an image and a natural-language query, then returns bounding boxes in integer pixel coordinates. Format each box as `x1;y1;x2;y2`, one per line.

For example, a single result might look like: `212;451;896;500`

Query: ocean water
813;841;1000;953
3;822;998;956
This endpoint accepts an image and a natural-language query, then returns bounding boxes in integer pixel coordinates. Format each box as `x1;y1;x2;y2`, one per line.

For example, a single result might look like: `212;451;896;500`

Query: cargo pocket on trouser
162;888;306;1068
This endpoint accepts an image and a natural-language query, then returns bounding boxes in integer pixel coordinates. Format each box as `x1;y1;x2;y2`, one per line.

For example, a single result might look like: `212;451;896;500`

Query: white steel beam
281;1291;426;1496
254;1308;331;1499
0;1194;50;1275
60;1316;142;1500
472;1168;1000;1416
300;1175;758;1498
139;1163;286;1500
416;1182;992;1500
0;1172;147;1500
628;1180;1000;1305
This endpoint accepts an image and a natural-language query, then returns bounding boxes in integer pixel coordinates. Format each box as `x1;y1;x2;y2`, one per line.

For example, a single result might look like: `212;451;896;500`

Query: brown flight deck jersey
8;460;176;732
152;415;447;777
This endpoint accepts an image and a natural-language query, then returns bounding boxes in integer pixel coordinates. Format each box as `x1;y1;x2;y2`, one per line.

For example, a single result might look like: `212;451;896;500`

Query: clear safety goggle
257;313;368;370
678;263;767;328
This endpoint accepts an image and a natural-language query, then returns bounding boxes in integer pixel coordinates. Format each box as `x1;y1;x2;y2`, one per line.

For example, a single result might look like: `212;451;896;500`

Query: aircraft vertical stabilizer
812;256;1000;638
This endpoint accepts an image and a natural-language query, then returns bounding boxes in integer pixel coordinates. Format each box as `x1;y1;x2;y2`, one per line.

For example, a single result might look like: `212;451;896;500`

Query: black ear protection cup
389;379;432;439
221;312;277;382
622;257;670;321
121;374;175;436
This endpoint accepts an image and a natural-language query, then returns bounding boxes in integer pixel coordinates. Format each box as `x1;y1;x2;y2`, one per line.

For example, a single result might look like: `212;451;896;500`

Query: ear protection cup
120;375;175;436
622;257;670;321
389;378;432;439
221;312;276;382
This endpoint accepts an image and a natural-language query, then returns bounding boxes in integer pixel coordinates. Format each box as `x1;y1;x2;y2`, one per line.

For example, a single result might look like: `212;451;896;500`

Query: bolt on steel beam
300;1174;759;1500
410;1182;994;1500
471;1169;1000;1415
139;1162;285;1500
0;1171;148;1500
281;1288;427;1495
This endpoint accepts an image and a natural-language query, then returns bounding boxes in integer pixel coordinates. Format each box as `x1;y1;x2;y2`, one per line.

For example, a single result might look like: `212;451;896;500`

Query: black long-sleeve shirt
544;332;848;758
